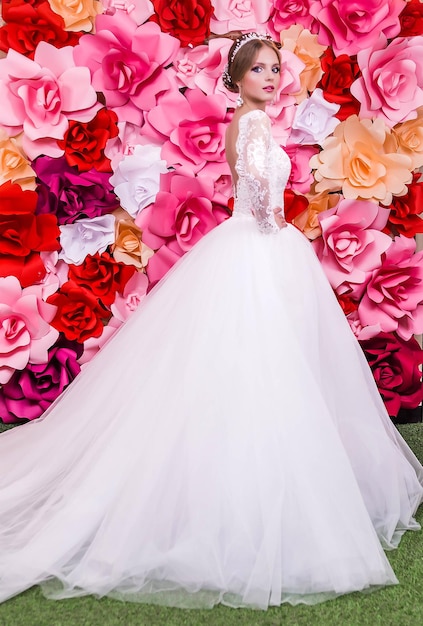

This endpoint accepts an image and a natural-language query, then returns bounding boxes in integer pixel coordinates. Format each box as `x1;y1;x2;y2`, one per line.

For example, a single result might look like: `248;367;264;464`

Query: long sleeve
236;111;280;234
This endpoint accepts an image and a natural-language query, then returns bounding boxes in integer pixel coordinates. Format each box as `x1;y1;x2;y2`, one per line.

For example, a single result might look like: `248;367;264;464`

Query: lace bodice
233;109;291;234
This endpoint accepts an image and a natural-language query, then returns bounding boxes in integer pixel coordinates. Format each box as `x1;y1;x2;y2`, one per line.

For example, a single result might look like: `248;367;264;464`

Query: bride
0;33;421;610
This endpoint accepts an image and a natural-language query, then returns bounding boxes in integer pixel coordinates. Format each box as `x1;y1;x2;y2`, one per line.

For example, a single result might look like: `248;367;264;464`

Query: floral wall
0;0;423;424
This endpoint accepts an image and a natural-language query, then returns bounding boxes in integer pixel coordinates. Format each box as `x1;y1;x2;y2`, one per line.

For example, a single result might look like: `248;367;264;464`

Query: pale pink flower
0;43;100;159
38;252;70;299
78;318;122;366
346;310;382;341
284;144;318;195
358;236;423;340
74;14;180;125
0;276;59;384
289;88;340;145
104;122;146;171
351;35;423;128
101;0;154;25
210;0;271;35
111;271;148;321
313;199;393;297
309;0;406;56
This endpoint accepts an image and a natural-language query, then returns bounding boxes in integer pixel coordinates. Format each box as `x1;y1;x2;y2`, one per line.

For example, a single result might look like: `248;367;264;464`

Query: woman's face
237;46;281;109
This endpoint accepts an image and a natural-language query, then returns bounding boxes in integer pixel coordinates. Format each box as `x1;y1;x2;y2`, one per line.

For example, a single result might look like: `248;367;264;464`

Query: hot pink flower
313;199;392;297
284;144;318;195
144;90;231;177
0;276;59;384
136;169;230;282
269;0;315;37
309;0;406;56
0;42;100;159
73;14;180;125
350;35;423;127
358;236;423;340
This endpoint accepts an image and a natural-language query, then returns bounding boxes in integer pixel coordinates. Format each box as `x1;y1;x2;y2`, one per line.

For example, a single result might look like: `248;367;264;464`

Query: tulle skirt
0;215;422;609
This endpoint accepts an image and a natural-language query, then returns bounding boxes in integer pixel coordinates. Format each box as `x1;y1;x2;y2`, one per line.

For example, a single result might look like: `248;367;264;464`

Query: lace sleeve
236;111;279;234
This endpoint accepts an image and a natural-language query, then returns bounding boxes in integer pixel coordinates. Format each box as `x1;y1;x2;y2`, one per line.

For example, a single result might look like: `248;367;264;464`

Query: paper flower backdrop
1;0;423;423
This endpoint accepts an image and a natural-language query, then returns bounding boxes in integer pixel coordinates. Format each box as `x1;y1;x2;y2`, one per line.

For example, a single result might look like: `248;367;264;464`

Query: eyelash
251;66;280;73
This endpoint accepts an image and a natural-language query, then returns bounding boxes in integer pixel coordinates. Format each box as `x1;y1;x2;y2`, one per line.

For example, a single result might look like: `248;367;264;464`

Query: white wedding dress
0;110;422;609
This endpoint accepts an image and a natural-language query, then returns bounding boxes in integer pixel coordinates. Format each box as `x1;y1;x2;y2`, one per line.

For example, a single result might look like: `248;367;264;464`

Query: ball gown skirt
0;214;422;609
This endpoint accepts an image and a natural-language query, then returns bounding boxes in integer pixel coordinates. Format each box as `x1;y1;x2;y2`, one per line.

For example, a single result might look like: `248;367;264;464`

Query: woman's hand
273;207;287;229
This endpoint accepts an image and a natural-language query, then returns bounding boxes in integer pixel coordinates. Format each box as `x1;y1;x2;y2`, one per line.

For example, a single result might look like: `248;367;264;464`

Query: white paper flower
109;144;169;217
59;215;115;265
289;88;340;145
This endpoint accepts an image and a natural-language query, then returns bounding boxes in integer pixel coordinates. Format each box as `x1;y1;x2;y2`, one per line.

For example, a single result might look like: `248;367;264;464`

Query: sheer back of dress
234;110;291;233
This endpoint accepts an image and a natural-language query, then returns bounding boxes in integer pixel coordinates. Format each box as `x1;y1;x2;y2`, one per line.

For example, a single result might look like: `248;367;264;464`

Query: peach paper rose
392;108;423;170
112;209;154;270
0;130;36;191
280;25;326;103
350;35;423;127
48;0;103;32
292;190;340;240
310;115;413;205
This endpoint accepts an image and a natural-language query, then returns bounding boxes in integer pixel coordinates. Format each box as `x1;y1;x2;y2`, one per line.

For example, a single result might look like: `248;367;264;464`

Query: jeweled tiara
229;33;273;63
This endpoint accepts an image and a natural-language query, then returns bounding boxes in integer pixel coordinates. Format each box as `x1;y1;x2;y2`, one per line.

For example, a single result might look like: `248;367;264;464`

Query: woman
0;34;421;610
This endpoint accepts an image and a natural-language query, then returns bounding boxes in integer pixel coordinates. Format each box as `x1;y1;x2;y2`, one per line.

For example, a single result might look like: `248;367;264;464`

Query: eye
272;66;280;74
251;66;262;73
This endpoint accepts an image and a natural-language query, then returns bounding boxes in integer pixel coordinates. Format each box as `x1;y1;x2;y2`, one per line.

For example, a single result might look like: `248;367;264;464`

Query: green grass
0;424;421;626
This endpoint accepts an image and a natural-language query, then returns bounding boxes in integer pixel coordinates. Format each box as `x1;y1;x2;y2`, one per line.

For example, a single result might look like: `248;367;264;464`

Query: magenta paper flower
210;0;271;35
0;276;59;384
350;35;423;128
269;0;315;36
0;42;100;159
144;90;231;177
0;337;83;423
358;236;423;340
34;156;119;225
313;199;392;297
73;14;180;125
309;0;405;56
360;332;423;417
136;170;230;283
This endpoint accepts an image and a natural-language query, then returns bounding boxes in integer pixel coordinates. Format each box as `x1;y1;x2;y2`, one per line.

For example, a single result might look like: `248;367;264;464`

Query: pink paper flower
0;276;59;384
351;35;423;128
73;14;180;125
0;42;101;159
313;199;392;297
144;90;231;177
111;271;148;321
269;0;315;36
358;236;423;340
210;0;271;35
59;214;115;265
309;0;406;57
101;0;154;25
284;144;318;195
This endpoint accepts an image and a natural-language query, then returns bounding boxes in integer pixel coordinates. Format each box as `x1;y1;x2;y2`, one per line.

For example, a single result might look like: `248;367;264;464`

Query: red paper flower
68;252;137;308
150;0;214;47
360;332;423;417
283;189;309;225
399;0;423;37
47;281;108;342
0;182;61;287
316;48;361;121
386;174;423;238
57;108;119;173
0;0;81;59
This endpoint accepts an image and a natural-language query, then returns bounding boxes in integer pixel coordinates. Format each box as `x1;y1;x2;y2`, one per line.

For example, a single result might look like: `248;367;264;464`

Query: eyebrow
252;62;280;66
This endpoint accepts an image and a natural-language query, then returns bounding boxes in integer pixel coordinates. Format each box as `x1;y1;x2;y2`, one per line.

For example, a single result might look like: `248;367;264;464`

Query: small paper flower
59;214;115;265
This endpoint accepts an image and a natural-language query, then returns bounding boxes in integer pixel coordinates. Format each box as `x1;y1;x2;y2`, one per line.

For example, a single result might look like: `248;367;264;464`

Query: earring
236;87;243;107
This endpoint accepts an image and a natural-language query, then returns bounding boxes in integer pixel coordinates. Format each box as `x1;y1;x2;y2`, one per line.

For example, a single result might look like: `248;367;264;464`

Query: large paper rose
136;170;230;283
387;174;423;238
309;0;405;56
0;276;59;384
0;42;101;159
47;280;108;341
316;48;361;121
47;0;103;32
58;215;115;266
310;115;413;205
109;144;169;218
150;0;214;47
358;236;423;340
57;108;119;173
34;156;119;225
399;0;423;37
74;15;180;125
313;199;392;297
360;333;423;418
0;337;83;423
144;90;231;177
350;35;423;127
210;0;271;35
0;0;81;59
67;251;137;307
0;181;61;288
392;108;423;170
0;130;36;191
